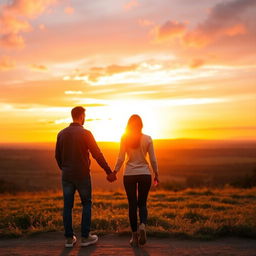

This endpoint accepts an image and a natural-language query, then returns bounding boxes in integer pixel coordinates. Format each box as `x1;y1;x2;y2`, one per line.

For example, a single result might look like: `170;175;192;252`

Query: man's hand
107;171;117;183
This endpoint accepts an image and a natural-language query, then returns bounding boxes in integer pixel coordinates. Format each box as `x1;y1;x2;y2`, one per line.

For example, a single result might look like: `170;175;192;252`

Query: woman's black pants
123;174;152;232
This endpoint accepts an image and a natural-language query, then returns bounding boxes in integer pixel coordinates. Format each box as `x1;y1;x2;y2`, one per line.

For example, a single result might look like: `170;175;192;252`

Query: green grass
0;188;256;240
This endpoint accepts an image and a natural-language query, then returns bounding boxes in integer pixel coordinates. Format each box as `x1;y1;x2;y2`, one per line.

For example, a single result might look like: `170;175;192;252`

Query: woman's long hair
124;114;143;149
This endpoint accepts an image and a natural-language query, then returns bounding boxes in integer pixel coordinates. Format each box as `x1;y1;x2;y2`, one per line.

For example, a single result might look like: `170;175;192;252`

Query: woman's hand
153;174;159;187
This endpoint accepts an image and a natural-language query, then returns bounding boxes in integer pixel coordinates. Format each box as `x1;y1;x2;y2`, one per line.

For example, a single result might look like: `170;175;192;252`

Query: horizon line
1;137;256;145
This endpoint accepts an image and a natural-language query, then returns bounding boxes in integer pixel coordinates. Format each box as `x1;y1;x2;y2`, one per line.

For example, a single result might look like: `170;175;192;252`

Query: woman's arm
113;136;126;173
148;137;159;177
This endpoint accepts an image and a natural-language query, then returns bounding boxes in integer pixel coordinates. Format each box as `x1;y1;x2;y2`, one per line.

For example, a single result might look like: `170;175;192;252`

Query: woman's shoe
138;223;146;245
129;232;139;247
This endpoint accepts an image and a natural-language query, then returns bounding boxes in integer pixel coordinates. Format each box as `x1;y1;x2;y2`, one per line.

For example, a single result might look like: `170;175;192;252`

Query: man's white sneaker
81;233;98;247
139;223;147;245
65;235;77;248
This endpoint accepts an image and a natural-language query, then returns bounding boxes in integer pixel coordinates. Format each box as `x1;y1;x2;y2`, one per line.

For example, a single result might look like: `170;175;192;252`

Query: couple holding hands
55;106;159;248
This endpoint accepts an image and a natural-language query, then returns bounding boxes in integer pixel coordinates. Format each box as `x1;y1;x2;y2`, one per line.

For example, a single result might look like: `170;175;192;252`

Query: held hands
107;171;117;183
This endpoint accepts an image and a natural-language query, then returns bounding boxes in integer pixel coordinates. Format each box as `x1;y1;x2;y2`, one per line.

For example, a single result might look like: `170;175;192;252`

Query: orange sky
0;0;256;142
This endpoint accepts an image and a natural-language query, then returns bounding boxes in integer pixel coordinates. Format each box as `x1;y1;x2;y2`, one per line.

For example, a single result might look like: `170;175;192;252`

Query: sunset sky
0;0;256;142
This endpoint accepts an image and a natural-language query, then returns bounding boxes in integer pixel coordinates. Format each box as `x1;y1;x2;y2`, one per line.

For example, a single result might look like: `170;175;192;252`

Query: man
55;106;116;248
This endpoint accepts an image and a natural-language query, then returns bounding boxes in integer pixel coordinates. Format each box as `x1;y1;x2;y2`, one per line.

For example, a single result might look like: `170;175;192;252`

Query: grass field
1;188;256;240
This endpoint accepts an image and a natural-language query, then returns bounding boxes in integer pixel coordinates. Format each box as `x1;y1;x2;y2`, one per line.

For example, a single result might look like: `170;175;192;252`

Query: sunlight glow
82;100;161;141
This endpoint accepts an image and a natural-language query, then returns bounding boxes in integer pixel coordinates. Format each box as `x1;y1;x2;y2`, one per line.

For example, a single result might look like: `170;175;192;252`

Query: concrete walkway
0;232;256;256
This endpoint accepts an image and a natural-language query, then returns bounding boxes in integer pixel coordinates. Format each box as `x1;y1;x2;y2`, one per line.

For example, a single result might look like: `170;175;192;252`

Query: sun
84;100;161;142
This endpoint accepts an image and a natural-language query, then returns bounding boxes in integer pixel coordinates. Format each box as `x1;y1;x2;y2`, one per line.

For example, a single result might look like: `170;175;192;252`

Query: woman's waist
124;163;150;172
125;161;149;168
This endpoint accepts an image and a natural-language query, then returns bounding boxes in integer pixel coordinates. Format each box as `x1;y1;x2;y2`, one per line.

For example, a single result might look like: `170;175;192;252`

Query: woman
113;114;159;247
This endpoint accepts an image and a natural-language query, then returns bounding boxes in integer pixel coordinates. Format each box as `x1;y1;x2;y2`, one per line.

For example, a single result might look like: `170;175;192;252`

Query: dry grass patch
1;188;256;239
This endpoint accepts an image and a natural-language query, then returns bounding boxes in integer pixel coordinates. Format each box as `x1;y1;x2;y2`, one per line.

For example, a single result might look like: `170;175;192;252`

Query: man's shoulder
57;127;68;136
57;126;78;137
57;126;93;138
67;126;93;136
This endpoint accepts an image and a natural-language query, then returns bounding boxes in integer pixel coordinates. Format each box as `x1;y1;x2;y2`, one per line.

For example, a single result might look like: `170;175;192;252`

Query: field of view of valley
0;140;255;192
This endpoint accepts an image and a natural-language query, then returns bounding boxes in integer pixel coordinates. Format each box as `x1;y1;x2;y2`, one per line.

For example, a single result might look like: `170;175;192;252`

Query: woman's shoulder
141;134;152;141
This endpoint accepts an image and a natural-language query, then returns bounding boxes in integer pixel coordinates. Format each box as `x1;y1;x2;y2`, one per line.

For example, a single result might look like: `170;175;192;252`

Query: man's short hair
71;106;85;120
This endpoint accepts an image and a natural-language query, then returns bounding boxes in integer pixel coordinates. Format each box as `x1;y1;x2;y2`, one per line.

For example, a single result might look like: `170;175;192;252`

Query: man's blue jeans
62;176;92;238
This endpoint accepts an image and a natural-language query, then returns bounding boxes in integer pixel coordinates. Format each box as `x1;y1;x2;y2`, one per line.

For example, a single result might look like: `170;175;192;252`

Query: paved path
0;232;256;256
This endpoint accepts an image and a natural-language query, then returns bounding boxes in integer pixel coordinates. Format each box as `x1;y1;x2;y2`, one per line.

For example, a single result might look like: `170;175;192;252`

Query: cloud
182;0;255;47
183;23;247;48
0;0;58;49
65;60;231;89
152;0;256;66
0;33;25;48
0;56;16;71
124;0;139;10
64;6;74;15
7;0;58;17
1;61;255;110
104;64;138;75
138;19;154;27
0;13;31;34
30;64;48;71
86;118;103;122
38;24;46;30
190;59;205;69
0;80;86;107
155;20;187;41
85;64;139;82
185;126;256;132
155;0;256;47
64;91;83;95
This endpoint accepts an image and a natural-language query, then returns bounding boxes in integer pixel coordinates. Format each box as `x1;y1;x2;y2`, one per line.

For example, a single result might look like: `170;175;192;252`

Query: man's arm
86;131;112;175
55;134;62;169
